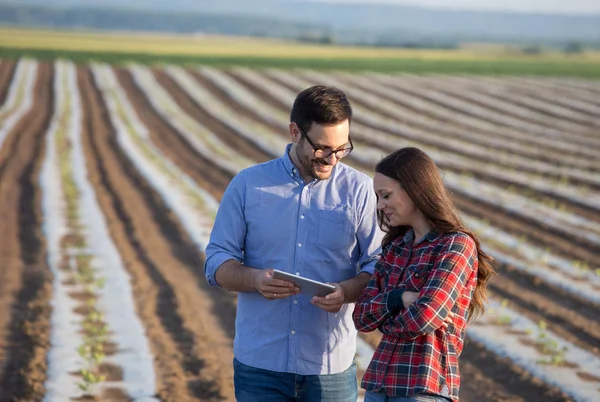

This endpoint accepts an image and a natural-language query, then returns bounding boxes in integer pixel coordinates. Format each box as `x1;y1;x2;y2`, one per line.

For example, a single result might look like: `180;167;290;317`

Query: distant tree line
0;4;329;39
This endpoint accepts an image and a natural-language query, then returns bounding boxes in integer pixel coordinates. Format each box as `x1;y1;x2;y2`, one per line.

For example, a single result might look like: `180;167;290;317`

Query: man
204;85;383;401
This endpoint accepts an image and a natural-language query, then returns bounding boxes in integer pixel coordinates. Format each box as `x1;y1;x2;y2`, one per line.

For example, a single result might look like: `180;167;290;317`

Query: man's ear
289;122;301;143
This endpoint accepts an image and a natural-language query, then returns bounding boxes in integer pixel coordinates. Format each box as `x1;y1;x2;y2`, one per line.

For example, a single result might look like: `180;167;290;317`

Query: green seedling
497;315;512;325
78;369;106;393
533;320;568;366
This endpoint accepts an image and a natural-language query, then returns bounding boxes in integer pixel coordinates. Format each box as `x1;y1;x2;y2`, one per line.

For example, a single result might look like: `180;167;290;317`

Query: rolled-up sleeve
204;170;247;287
355;180;384;275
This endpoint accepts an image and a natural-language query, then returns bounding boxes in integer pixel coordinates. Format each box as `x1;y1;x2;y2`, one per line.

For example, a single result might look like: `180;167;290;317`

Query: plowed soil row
224;70;600;269
328;75;600;200
219;70;600;339
134;66;578;402
78;66;236;401
231;71;599;171
0;63;53;401
0;60;16;106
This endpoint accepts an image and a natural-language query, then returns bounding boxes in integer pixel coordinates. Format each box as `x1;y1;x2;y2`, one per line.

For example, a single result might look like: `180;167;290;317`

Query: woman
353;147;495;402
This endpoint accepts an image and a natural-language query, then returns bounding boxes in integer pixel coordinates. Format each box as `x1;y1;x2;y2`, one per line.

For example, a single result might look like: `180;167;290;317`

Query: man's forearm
340;272;372;303
214;259;258;293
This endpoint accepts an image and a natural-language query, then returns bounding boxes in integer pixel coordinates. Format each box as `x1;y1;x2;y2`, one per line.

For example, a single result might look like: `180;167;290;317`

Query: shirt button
296;272;300;276
291;330;296;335
298;243;302;247
300;214;305;219
415;273;420;278
293;300;298;305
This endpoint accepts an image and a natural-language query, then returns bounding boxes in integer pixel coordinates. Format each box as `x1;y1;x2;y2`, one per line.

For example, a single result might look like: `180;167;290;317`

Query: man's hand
311;283;345;313
401;290;454;329
253;269;300;300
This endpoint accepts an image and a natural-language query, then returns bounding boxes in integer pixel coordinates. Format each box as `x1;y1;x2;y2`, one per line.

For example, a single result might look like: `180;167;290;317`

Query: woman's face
373;172;420;227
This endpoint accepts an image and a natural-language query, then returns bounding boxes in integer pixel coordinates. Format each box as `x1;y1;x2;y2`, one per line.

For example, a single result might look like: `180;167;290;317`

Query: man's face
292;120;351;181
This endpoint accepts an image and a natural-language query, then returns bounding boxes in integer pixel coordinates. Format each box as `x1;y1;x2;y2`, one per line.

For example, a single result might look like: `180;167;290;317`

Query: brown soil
78;66;236;401
223;70;600;267
156;67;593;402
0;62;54;401
98;363;124;381
0;60;16;106
112;67;235;201
0;62;598;402
329;74;600;197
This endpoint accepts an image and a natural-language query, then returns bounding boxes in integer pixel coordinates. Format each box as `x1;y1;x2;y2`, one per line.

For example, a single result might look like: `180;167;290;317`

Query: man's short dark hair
290;85;353;133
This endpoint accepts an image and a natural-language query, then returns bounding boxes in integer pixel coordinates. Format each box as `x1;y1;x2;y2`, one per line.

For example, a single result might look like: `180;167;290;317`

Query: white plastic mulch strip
420;75;599;135
366;72;600;169
470;300;600;402
0;59;31;117
162;65;285;158
42;60;159;400
453;76;600;127
509;77;600;110
339;71;600;175
92;63;217;251
41;60;85;400
201;68;600;305
0;59;37;148
67;61;159;400
467;216;600;306
96;64;219;215
127;64;253;175
383;73;597;147
198;66;289;131
214;68;600;243
107;64;600;401
285;69;600;193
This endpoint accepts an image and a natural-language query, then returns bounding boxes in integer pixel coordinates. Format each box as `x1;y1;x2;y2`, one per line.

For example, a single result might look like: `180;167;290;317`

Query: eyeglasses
296;125;354;159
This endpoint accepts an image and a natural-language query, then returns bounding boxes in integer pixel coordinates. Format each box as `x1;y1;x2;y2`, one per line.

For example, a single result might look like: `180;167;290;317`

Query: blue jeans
365;391;451;402
233;358;358;402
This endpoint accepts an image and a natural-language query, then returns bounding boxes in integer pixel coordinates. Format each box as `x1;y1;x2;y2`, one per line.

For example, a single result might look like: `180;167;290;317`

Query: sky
318;0;600;14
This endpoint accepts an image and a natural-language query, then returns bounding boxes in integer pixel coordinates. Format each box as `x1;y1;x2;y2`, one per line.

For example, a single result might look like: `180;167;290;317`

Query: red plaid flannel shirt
353;229;478;401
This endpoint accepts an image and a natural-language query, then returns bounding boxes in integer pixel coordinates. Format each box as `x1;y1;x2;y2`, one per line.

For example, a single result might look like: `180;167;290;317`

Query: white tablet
273;269;336;298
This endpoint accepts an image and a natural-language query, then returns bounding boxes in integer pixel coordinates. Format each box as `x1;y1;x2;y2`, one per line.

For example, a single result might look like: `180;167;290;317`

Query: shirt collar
402;228;443;246
281;143;299;179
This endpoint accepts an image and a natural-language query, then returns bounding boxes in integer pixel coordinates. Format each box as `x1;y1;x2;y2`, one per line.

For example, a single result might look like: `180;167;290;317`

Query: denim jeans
364;391;451;402
233;358;358;402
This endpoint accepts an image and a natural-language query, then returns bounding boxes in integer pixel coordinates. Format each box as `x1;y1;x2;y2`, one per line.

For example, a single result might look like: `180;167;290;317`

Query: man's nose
324;153;337;164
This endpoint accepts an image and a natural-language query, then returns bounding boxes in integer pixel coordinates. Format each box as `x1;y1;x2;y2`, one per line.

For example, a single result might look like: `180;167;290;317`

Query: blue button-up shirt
205;144;383;375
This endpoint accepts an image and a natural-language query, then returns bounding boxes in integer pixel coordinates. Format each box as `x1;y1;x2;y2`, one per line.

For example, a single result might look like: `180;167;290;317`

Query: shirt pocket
403;264;433;291
317;206;353;250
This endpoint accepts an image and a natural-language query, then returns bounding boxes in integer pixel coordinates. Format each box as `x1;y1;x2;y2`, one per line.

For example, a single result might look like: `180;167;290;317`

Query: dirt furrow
221;70;600;269
469;89;598;130
0;62;53;401
158;66;582;402
0;60;16;107
79;66;235;401
112;67;233;201
489;263;600;355
153;68;273;164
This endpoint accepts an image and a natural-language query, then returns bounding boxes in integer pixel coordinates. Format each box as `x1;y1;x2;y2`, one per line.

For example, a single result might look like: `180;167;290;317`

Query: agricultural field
0;57;599;402
2;27;600;76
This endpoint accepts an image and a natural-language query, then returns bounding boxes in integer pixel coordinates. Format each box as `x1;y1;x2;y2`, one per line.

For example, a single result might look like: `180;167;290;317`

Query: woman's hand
401;291;420;308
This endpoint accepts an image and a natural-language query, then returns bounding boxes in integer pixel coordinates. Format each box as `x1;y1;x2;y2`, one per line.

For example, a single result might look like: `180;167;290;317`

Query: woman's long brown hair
375;147;495;322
